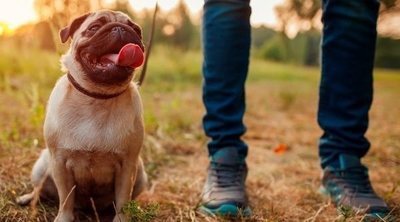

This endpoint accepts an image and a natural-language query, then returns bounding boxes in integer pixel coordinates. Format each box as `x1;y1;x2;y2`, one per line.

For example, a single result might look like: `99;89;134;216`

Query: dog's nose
112;26;125;33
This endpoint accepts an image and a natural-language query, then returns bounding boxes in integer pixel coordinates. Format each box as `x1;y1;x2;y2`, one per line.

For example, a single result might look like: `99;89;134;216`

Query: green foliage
257;28;400;70
302;31;320;66
252;25;277;48
337;205;357;221
27;83;46;128
375;37;400;69
260;36;289;62
293;30;320;66
258;31;320;66
0;39;60;82
141;45;201;86
122;201;159;222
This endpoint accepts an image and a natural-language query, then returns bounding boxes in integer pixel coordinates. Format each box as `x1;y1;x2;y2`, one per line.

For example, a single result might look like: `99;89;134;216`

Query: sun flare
0;23;13;36
0;0;38;32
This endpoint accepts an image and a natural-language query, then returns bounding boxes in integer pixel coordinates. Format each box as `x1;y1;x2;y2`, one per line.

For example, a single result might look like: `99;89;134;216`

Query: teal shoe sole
319;186;392;221
198;204;252;217
318;185;330;196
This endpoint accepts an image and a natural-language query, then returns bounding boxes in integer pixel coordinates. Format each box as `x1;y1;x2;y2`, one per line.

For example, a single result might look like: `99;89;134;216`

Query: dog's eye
88;25;100;32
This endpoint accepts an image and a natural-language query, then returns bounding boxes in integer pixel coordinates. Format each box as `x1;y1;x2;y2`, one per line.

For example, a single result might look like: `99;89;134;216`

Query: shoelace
330;167;375;196
210;163;245;188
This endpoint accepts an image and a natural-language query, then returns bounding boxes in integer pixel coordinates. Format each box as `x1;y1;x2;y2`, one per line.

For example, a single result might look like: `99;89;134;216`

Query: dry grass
0;45;399;221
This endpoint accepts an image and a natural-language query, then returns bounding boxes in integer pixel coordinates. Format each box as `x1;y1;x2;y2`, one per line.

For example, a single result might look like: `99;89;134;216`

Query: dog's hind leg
16;192;35;206
16;149;51;206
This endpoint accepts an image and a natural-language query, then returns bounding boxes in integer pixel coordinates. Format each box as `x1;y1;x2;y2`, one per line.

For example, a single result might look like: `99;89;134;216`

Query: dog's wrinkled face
60;10;144;85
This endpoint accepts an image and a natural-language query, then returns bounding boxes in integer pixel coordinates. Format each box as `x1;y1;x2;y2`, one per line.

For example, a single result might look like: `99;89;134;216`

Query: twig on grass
113;201;122;222
60;185;76;212
90;197;100;222
305;202;330;222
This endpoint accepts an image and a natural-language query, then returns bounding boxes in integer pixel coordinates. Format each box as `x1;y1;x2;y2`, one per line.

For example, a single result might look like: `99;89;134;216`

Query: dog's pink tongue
102;43;144;68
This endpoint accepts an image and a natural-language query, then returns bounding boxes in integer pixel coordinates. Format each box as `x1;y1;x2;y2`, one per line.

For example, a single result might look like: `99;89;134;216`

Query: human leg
200;0;251;216
202;0;251;159
318;0;389;217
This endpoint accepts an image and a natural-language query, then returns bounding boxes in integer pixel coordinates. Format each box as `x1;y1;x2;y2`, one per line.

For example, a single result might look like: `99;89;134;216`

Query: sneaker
198;147;251;217
320;154;390;219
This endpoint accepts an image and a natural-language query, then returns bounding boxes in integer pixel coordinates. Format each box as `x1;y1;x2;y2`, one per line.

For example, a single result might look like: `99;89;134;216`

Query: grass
123;201;159;222
0;43;399;221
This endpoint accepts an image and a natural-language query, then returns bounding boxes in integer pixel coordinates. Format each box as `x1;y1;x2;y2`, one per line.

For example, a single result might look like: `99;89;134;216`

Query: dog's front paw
54;213;74;222
113;213;128;222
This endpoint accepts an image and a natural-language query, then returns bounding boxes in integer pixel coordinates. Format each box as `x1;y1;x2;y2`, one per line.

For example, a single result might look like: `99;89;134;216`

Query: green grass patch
123;201;159;222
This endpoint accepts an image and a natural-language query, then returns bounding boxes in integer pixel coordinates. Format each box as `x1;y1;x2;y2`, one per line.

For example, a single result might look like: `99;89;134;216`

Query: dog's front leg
113;160;137;222
52;158;75;222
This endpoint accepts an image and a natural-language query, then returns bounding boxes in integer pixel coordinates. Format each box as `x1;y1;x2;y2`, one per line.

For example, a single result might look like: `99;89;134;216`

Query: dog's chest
49;98;136;152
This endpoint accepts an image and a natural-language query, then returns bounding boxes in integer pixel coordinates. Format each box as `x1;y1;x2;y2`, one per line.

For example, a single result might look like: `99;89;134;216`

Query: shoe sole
198;204;252;218
318;185;392;221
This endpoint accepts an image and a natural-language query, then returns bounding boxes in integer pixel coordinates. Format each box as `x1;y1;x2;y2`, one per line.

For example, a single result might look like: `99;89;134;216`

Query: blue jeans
202;0;379;167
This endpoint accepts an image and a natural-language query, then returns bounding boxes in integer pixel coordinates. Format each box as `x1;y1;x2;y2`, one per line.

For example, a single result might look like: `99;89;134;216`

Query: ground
0;45;399;221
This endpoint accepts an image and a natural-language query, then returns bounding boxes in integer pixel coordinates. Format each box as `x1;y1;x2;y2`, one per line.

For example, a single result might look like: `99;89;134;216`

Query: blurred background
1;0;399;68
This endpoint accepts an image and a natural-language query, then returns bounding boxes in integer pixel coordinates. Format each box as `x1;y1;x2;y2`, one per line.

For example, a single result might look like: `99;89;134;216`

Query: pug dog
16;10;148;222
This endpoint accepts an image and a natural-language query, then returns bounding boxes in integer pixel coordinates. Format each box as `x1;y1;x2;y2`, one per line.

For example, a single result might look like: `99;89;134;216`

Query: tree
167;0;196;50
252;26;276;48
275;0;400;37
275;0;321;37
34;0;94;29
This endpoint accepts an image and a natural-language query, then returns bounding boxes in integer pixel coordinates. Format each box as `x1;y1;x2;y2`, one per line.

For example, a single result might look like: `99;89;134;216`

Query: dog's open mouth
76;23;145;85
83;43;144;71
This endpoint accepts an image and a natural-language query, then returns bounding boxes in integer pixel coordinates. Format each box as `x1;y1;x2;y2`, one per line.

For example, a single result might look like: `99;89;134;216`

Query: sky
0;0;283;32
130;0;283;26
0;0;39;29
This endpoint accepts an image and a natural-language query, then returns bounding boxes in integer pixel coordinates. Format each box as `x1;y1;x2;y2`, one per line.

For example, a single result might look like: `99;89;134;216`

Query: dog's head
60;10;144;88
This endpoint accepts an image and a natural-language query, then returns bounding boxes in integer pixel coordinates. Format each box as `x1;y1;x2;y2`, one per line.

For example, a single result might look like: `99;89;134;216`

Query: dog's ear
60;13;91;43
